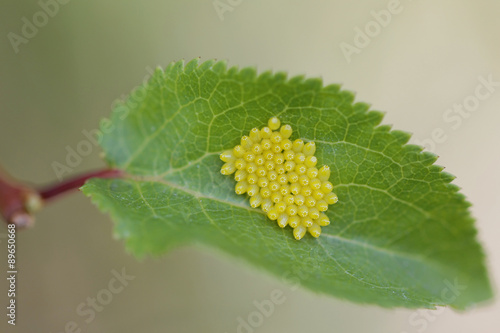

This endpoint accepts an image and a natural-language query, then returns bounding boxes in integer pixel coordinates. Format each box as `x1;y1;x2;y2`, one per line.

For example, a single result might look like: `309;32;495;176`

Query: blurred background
1;0;499;332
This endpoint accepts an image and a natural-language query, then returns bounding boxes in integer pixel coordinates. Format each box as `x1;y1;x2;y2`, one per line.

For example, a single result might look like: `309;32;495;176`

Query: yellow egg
280;138;293;151
233;145;245;157
270;132;283;144
293;225;307;240
303;142;316;156
292;139;304;152
261;127;272;139
268;117;281;130
221;163;236;175
280;124;293;139
318;165;330;181
235;159;246;170
325;192;338;205
220;150;235;162
308;223;321;238
241;136;253;149
317;213;330;226
249;128;261;142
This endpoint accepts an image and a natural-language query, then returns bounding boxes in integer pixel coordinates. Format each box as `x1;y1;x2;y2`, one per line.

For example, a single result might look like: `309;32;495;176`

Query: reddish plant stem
1;167;124;227
39;168;124;202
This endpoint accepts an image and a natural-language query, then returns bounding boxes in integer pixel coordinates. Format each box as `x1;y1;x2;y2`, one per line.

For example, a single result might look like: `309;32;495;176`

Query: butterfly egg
267;208;279;221
321;181;334;194
268;117;281;130
256;166;267;177
261;127;272;139
220;118;337;240
233;145;246;158
283;150;295;161
255;156;265;166
247;184;260;197
317;213;330;226
261;199;273;212
309;207;320;219
325;192;338;205
312;189;324;201
277;174;288;185
250;195;263;208
241;136;253;149
221;163;236;175
251;143;263;155
235;181;248;194
277;213;289;228
316;200;328;212
260;187;272;198
275;201;287;213
273;153;285;165
245;162;257;174
280;124;293;139
305;156;317;168
261;139;272;151
271;143;283;154
267;170;278;181
287;172;299;183
286;204;298;216
290;183;301;195
284;161;296;172
298;175;310;186
234;170;248;182
283;194;295;206
294;153;306;164
303;142;316;156
257;177;269;188
295;164;307;175
308;223;322;238
269;181;280;192
280;184;290;196
318;165;331;181
294;194;305;206
247;173;258;185
271;192;283;204
280;138;293;151
307;167;319;179
293;225;307;240
264;160;275;171
301;216;313;228
220;150;236;162
305;196;316;208
249;128;261;142
235;159;246;170
243;152;255;162
298;205;309;217
289;216;301;228
300;186;312;197
270;132;283;144
310;178;321;190
292;139;304;152
275;165;286;175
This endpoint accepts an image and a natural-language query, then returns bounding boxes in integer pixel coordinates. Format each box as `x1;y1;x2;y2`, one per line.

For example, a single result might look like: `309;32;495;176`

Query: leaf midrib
117;172;449;281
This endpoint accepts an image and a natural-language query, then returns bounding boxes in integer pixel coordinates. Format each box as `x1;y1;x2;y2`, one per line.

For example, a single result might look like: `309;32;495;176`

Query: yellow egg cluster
220;117;338;240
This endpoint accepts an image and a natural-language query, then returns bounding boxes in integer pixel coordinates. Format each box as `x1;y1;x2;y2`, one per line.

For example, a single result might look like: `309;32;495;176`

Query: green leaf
82;59;492;308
